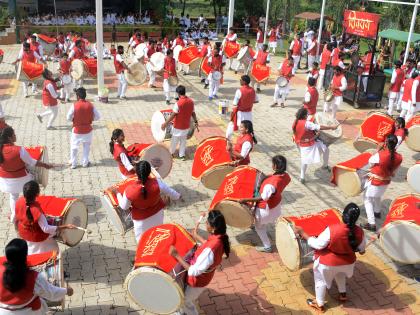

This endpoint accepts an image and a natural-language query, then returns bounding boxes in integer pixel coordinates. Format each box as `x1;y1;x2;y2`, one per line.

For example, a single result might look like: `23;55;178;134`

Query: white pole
227;0;234;31
403;0;419;64
263;0;270;43
368;0;417;5
95;0;104;94
53;0;58;36
316;0;326;57
139;0;142;19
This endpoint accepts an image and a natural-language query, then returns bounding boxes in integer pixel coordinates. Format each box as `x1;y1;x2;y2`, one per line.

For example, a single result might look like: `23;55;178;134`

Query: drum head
353;138;378;153
380;221;420;264
125;62;147;86
141;143;173;179
61;200;88;246
237;47;249;61
134;43;147;59
406;126;420;152
276;76;288;87
151;111;167;142
315;112;343;140
62;74;72;85
168;76;179;86
100;194;132;234
324;91;334;102
125;267;183;314
335;168;362;197
275;218;301;271
16;61;23;81
189;58;202;71
213;200;253;229
212;71;222;81
407;164;420;193
150;52;165;72
71;59;85;80
201;165;235;190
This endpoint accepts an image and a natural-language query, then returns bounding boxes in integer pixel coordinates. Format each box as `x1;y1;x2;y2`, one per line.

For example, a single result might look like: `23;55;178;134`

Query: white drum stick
74;226;92;234
196;214;206;225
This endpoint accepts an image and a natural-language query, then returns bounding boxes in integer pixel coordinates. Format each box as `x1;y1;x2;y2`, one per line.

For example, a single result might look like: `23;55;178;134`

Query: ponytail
135;160;151;199
3;239;29;292
109;128;124;155
0;127;15;164
208;210;230;258
241;120;257;144
342;202;361;252
22;181;40;225
293;107;308;134
386;134;398;172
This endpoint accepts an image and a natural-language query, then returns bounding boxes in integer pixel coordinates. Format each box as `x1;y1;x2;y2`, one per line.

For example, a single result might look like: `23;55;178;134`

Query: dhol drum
407;162;420;193
209;166;266;229
25;146;49;188
173;45;183;62
36;33;57;55
16;61;45;82
127;143;173;179
275;209;343;271
380;194;420;264
151;109;195;143
331;152;372;197
276;76;288;87
124;223;196;314
168;75;179;86
191;137;234;190
314;112;343;146
405;113;420;152
223;41;241;59
250;62;270;83
212;71;222;81
178;46;201;71
101;177;136;234
81;58;98;77
37;195;88;246
125;61;147;86
353;111;394;152
134;43;147;59
70;59;86;81
236;46;252;64
324;89;334;102
199;56;211;78
149;52;165;73
61;74;72;85
0;251;65;308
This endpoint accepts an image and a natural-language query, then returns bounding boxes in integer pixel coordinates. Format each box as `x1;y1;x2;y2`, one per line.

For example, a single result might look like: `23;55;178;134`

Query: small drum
331;152;372;197
407;162;420;193
275;209;343;271
314;112;343;146
101;177;136;234
353;111;394;152
324;89;334;102
223;41;241;59
37;195;88;246
70;59;86;81
125;61;147;86
127;143;173;179
124;223;196;314
61;74;72;85
405;113;420;152
237;46;251;63
36;34;57;55
178;46;201;70
173;45;183;61
25;146;49;188
250;62;270;83
149;52;165;73
16;61;45;82
134;43;147;59
276;76;288;87
380;194;420;264
212;71;222;81
168;75;179;86
151;109;195;143
191;137;234;190
209;166;266;229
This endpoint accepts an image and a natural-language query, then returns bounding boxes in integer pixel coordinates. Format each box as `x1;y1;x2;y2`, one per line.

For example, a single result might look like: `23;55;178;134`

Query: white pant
177;286;206;315
70;131;92;167
323;96;342;119
146;63;156;86
9;192;19;223
251;81;261;89
291;55;300;75
208;73;220;98
133;209;164;243
308;55;316;70
300;145;329;180
39;105;58;128
60;83;72;100
22;82;37;96
400;103;419;121
317;69;325;90
27;238;59;255
170;135;188;158
387;91;399;116
117;73;128;98
163;79;176;101
254;205;282;248
273;84;289;104
74;79;83;88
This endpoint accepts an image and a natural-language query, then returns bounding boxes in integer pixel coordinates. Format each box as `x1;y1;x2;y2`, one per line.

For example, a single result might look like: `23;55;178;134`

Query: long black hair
208;210;230;258
272;155;287;175
109;128;124;155
135;160;151;199
241;120;257;144
22;180;40;225
342;202;361;252
385;134;398;172
0;127;15;164
2;239;29;292
292;107;308;133
395;117;409;137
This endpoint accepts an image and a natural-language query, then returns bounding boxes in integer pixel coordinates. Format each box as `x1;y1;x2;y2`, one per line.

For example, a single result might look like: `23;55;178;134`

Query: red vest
255;51;268;65
175;37;185;47
316;224;364;266
22;51;36;63
187;234;224;287
163;57;176;79
57;35;65;44
310;69;319;82
294;120;315;147
113;143;135;177
308;40;317;56
369;149;402;186
320;49;331;70
173;96;194;130
71;47;83;60
402;78;414;102
363;52;373;73
147;45;155;58
72;100;94;134
124;178;165;220
15;197;50;242
237;85;255;112
0;265;41;311
281;61;293;80
233;134;253;165
257;173;291;209
269;29;276;42
304;86;319;115
394;128;406;143
257;31;264;43
200;44;209;57
60;59;71;75
30;42;40;55
0;144;26;178
210;55;223;73
390;68;404;92
42;80;58;106
291;39;302;56
331;47;341;64
332;74;345;96
113;54;125;74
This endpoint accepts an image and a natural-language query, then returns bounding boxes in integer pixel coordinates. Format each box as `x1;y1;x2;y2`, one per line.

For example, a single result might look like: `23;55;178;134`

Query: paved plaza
0;43;419;314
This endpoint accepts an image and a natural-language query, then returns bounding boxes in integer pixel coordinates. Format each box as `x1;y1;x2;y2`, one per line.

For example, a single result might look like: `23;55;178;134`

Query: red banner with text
343;10;380;39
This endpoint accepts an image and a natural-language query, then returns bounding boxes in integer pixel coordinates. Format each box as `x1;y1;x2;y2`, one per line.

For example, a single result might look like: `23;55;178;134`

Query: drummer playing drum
324;66;347;120
199;37;212;84
271;56;293;108
109;128;135;179
207;47;226;101
303;77;319;119
163;49;178;105
294;203;366;312
37;69;61;130
232;75;258;129
239;155;291;253
251;44;270;93
14;181;76;255
114;45;131;100
169;210;230;315
59;53;72;102
227;120;257;166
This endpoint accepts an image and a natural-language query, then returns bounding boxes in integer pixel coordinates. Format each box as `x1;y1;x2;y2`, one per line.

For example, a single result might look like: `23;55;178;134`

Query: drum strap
0;296;37;311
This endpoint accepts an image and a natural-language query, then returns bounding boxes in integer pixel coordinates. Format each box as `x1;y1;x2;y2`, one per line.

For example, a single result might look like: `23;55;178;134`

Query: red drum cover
285;209;342;237
25;146;44;161
250;63;271;83
127;143;152;158
178;46;200;66
37;34;57;44
383;194;420;227
22;61;44;81
36;195;76;217
82;58;97;77
406;114;420;129
191;137;231;179
358;112;394;144
331;152;372;185
134;223;196;273
103;176;137;207
224;42;240;59
0;251;57;267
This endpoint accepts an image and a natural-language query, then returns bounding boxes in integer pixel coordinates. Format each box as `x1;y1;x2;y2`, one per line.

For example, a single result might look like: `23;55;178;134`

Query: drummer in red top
227;120;257;166
163;49;177;105
305;36;318;71
400;71;419;121
307;62;319;84
317;43;332;90
171;33;186;50
272;56;293;108
114;45;130;100
162;85;198;160
59;53;72;102
207;47;226;100
363;135;403;231
36;69;60;130
0;127;52;222
68;40;85;88
323;66;347;119
170;210;230;315
231;75;258;130
289;33;302;75
303;77;319;119
294;203;366;312
109;129;135;179
393;117;408;149
267;26;278;54
256;27;264;51
29;35;44;59
239;155;291;252
14;181;75;254
387;61;404;116
252;44;270;92
199;37;212;84
117;161;181;242
145;40;158;88
0;239;73;314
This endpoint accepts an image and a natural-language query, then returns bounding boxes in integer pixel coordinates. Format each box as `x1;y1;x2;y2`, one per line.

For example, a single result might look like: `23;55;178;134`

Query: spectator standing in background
216;15;223;34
